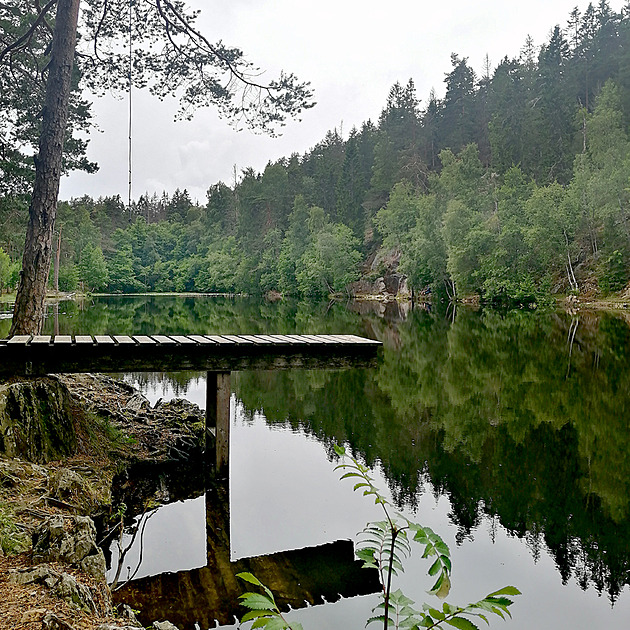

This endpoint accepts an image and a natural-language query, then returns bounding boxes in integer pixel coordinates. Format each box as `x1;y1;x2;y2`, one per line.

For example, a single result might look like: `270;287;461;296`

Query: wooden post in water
206;371;231;475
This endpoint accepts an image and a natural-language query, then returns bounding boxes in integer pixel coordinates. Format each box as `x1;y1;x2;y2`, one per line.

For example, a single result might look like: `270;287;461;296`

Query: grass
0;503;29;555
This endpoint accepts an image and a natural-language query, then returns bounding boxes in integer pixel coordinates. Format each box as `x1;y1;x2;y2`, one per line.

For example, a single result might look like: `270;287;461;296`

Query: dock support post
206;371;231;476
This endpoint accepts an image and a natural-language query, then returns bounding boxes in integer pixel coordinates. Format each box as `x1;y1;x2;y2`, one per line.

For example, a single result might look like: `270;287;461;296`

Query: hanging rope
127;0;133;213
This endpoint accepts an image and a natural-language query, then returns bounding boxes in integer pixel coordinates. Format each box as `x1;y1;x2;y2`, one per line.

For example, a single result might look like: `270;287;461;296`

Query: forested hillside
2;2;630;302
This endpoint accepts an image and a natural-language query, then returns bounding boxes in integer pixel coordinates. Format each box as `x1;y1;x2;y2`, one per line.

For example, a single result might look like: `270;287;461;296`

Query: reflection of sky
123;374;630;630
107;496;207;583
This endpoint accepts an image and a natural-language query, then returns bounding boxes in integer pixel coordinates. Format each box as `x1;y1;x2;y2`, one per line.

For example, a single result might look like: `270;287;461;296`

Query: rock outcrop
32;515;107;579
10;564;100;613
0;377;77;463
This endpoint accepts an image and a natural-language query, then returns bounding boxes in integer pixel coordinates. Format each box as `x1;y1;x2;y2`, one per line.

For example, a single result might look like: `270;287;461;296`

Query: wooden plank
221;335;254;344
300;334;333;344
53;335;72;345
151;335;177;345
280;334;315;344
113;335;135;345
239;334;274;345
256;334;290;344
133;335;156;345
75;336;94;345
31;335;52;344
296;334;328;344
8;336;31;345
94;335;115;345
205;335;236;345
336;334;381;345
265;334;299;344
188;335;217;344
318;334;354;344
170;335;196;344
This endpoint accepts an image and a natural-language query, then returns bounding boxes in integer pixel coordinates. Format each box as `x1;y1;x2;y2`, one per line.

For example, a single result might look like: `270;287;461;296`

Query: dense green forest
3;2;630;302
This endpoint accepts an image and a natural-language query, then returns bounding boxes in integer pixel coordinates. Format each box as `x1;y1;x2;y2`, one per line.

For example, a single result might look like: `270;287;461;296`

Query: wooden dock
0;333;381;377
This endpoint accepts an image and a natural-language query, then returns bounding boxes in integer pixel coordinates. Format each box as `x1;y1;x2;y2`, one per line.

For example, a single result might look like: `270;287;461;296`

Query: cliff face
0;378;77;463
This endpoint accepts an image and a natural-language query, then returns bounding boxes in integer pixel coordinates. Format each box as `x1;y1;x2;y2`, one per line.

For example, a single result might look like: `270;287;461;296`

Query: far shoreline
1;289;629;314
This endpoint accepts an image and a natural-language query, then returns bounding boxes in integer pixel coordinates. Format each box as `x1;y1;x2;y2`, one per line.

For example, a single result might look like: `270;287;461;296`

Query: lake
2;295;629;629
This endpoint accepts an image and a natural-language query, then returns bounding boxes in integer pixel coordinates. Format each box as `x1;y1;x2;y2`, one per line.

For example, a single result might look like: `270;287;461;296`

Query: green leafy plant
237;445;520;630
237;572;303;630
334;444;520;630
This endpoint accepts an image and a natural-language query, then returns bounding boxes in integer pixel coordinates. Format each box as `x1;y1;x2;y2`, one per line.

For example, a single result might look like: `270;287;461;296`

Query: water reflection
236;308;630;603
10;295;630;627
108;464;380;629
117;304;630;609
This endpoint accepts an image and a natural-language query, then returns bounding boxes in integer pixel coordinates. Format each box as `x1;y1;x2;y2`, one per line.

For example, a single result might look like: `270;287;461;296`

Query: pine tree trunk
10;0;81;336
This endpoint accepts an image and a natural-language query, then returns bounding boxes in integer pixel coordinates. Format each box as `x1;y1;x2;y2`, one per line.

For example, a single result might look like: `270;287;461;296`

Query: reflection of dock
114;479;381;629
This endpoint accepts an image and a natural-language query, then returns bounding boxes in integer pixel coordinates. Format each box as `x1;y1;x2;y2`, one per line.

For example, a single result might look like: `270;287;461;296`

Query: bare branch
92;0;110;61
158;0;274;92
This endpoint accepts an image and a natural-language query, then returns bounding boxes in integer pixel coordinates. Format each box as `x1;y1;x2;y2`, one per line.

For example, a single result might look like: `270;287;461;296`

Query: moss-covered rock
0;378;77;463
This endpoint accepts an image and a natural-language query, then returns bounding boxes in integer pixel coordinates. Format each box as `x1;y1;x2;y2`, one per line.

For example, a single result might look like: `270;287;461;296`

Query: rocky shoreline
0;374;206;630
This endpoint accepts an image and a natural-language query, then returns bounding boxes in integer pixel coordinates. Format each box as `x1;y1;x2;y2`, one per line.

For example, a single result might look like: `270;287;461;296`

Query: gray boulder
9;565;97;613
32;514;106;578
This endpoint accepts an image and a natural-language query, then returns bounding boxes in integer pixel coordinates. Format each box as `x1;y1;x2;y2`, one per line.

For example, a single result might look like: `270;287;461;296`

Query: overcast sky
60;0;626;204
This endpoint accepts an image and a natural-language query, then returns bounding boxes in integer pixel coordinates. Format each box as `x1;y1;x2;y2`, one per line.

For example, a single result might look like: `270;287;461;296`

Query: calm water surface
4;296;629;629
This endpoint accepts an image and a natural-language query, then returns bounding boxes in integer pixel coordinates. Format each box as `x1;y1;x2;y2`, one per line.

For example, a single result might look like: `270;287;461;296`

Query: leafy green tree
57;199;98;265
524;182;577;291
480;166;536;302
488;56;544;177
335;127;370;239
439;145;492;296
399;192;449;294
0;247;10;293
278;196;311;294
440;55;478;153
78;243;109;291
258;228;283;293
57;263;79;292
578;82;630;256
296;222;361;296
107;244;144;293
195;238;244;293
536;25;578;183
370;80;425;207
302;129;345;215
165;188;194;223
374;181;420;250
205;183;236;235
